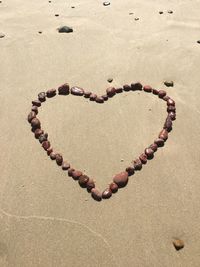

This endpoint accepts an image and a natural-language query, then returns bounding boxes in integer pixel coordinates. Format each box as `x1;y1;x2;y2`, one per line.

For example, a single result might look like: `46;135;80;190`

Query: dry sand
1;0;200;266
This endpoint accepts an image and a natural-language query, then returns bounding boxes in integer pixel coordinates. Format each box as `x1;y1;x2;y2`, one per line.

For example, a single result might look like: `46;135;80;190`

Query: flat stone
71;86;84;96
164;80;174;87
103;2;110;6
58;26;73;33
113;171;128;187
0;33;5;38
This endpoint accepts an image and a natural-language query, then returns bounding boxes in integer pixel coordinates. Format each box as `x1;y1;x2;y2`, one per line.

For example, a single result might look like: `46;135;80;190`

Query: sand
0;0;200;266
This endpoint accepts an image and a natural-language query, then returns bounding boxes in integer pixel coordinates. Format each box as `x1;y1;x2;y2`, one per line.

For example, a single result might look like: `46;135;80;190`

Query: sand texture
1;0;200;266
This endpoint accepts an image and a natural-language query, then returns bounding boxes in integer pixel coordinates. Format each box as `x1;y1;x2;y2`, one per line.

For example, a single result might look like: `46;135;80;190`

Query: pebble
154;138;164;147
173;239;184;251
95;96;104;103
91;188;102;201
31;106;38;114
39;134;48;143
135;17;139;21
106;87;116;97
78;175;89;187
159;11;163;14
46;89;56;98
169;111;176;120
123;84;131;91
62;161;70;170
167;98;175;106
109;182;118;193
116;87;123;93
47;147;53;155
27;111;36;123
0;33;5;38
71;86;84;96
159;129;168;141
103;1;110;6
131;82;142;91
144;148;154;159
163;95;170;101
158;90;166;98
58;26;73;33
167;10;173;14
139;153;147;164
113;171;128;187
86;178;95;191
50;152;56;160
42;141;50;150
55;14;59;17
58;83;70;95
102;94;108;101
107;78;113;83
34;128;44;139
72;170;83;180
164;80;174;87
143;85;152;93
55;153;63;165
38;31;42;34
89;93;97;101
102;188;112;199
68;168;75;177
31;118;41;129
167;105;176;112
152;89;159;95
133;158;142;170
38;92;46;102
32;100;41;107
149;143;158;152
125;166;135;176
164;116;172;131
197;40;200;44
84;91;92;98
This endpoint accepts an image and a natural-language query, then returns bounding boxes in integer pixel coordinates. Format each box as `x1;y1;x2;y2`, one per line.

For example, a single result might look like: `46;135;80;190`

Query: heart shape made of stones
28;82;176;201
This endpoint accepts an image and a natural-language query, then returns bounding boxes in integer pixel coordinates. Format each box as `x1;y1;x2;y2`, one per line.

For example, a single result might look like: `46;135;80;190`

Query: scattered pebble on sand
55;14;59;17
58;26;73;33
197;40;200;44
48;1;51;3
71;6;75;9
164;80;174;87
107;78;113;83
103;2;110;6
129;12;133;15
38;31;42;34
135;17;139;21
159;11;163;14
0;33;5;38
167;10;173;14
173;239;184;251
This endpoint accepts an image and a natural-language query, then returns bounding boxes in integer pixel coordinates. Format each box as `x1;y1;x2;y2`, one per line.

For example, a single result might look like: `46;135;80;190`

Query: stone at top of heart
27;82;176;201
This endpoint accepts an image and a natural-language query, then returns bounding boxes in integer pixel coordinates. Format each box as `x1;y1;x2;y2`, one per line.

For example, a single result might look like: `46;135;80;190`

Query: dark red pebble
152;89;159;95
70;86;84;96
89;93;97;101
144;148;154;159
55;153;63;165
106;87;116;97
113;171;128;187
158;90;167;98
159;129;168;141
116;87;123;93
102;94;108;101
109;182;118;193
163;95;170;101
58;83;70;95
31;106;38;114
133;158;142;170
139;153;147;164
31;118;41;129
78;175;89;187
84;91;92;98
34;128;44;138
62;161;70;170
39;134;48;143
46;147;53;155
167;98;175;106
86;178;95;191
46;89;56;97
91;188;102;201
154;138;164;147
38;92;46;102
42;141;50;150
27;111;36;123
167;105;176;112
50;152;56;160
68;168;75;177
123;84;131;91
149;143;158;152
95;96;104;103
131;82;143;91
164;116;172;131
102;188;112;199
126;166;135;176
72;170;83;180
32;100;41;107
169;111;176;120
143;85;152;93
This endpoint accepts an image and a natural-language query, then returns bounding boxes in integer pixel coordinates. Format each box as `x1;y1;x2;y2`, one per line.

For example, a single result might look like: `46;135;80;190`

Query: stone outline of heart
27;82;176;201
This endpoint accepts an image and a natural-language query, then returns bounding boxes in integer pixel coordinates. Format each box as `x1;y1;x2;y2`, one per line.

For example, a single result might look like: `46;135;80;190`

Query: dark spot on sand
107;78;113;83
103;2;110;6
58;26;73;33
173;239;184;251
0;33;5;38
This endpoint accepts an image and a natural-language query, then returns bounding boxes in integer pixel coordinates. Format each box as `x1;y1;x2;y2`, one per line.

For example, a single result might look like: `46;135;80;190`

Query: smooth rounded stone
134;17;139;21
106;87;116;97
70;86;84;96
32;100;41;107
39;134;48;143
86;178;95;191
125;166;135;176
62;161;70;170
84;91;92;98
154;138;165;147
107;78;113;83
95;96;104;103
139;153;147;164
133;158;142;170
149;143;158;152
31;118;41;129
38;31;42;34
102;188;112;199
169;111;176;120
152;89;159;95
158;90;167;98
144;148;154;159
103;1;110;6
0;33;5;38
31;106;38;114
91;188;102;201
143;85;152;93
50;152;56;160
159;129;168;141
68;168;75;177
172;239;184;251
167;105;176;112
55;14;59;17
78;175;89;187
164;116;172;131
164;80;174;87
71;170;83;180
55;153;63;165
102;94;108;101
58;83;70;95
167;98;175;106
47;147;53;155
109;182;118;193
34;128;44;138
116;87;123;93
159;11;163;14
197;40;200;44
163;95;170;101
123;84;131;91
38;92;46;102
58;26;73;33
113;171;128;187
46;89;56;98
131;82;142;91
167;10;173;14
42;141;50;150
89;93;97;101
27;111;36;123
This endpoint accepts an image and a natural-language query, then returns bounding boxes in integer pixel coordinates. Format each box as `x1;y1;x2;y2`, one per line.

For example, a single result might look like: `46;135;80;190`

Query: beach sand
0;0;200;266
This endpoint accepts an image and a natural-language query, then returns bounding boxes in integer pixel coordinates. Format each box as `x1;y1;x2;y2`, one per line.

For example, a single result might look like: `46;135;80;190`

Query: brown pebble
72;170;83;180
68;168;75;176
71;86;84;96
62;161;70;170
27;111;36;123
163;95;170;101
32;100;41;107
152;89;159;95
31;118;41;129
91;188;102;201
167;105;176;112
126;166;135;176
158;90;167;98
164;116;172;131
34;128;44;138
106;87;116;97
139;153;147;164
50;152;56;160
95;96;104;103
109;182;118;193
149;143;158;152
123;84;131;91
89;93;97;101
84;91;92;98
167;98;175;106
131;82;143;91
58;83;70;95
78;175;89;187
116;87;123;93
46;89;56;97
86;178;95;191
154;138;165;147
42;141;50;150
38;92;46;102
143;85;152;93
55;153;63;165
133;158;142;170
173;239;184;251
113;171;128;187
167;10;173;14
159;129;168;141
169;111;176;120
164;80;174;87
39;134;48;143
102;188;112;199
144;148;154;159
47;147;53;155
31;106;38;114
102;94;108;101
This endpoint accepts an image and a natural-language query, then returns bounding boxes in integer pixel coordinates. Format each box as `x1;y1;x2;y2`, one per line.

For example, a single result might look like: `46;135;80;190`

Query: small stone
167;10;173;14
38;31;42;34
32;100;41;107
139;153;147;164
47;147;53;155
133;158;142;170
197;40;200;44
58;26;73;33
27;111;36;123
95;96;104;103
39;134;48;143
167;98;175;106
78;175;89;187
144;148;154;159
71;86;84;96
102;94;108;101
131;82;142;91
31;106;38;114
143;85;152;93
123;84;131;91
126;166;135;176
34;128;44;139
107;78;113;83
89;93;97;101
55;153;63;165
86;178;95;191
115;87;123;93
55;14;59;17
46;89;56;97
58;83;70;95
84;91;92;98
149;143;158;152
42;141;50;150
102;188;112;199
113;171;128;187
38;92;46;102
129;12;134;15
50;152;56;160
31;118;41;129
71;170;82;180
169;111;176;120
163;95;170;101
68;168;75;176
154;138;165;147
158;90;166;98
0;33;5;38
62;161;70;170
164;116;172;131
109;182;118;193
167;105;176;112
106;87;116;97
152;89;159;95
103;1;110;6
159;129;168;141
164;80;174;87
71;6;75;8
91;188;102;201
159;11;163;14
135;17;139;21
173;239;184;251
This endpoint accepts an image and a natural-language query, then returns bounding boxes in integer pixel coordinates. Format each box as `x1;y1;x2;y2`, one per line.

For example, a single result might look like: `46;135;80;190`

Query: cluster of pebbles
27;82;176;201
